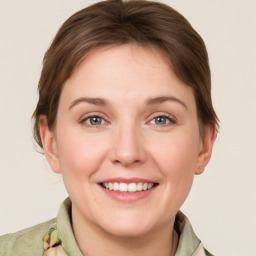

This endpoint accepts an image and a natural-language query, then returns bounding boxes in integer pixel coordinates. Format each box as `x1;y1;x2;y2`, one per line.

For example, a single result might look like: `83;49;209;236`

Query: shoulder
191;242;214;256
0;218;56;256
175;211;214;256
204;248;214;256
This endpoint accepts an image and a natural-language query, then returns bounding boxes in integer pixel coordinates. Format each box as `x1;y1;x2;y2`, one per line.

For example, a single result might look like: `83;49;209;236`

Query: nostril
112;158;142;167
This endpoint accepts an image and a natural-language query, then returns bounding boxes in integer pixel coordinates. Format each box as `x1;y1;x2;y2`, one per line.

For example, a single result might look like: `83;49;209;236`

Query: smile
101;182;157;192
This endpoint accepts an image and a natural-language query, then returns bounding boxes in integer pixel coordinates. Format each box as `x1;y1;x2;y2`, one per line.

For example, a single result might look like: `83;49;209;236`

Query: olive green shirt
0;198;213;256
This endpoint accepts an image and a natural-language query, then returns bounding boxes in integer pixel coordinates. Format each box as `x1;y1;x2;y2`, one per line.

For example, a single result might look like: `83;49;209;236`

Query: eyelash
80;114;108;127
80;113;176;128
148;114;176;126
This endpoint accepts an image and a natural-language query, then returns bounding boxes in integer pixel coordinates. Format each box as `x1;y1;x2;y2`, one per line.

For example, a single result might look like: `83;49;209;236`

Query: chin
97;214;158;238
104;224;151;238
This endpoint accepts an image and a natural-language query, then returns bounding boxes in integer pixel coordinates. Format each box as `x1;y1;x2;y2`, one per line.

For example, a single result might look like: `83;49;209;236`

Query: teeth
108;183;113;190
143;183;148;191
102;182;155;192
137;182;143;191
119;183;127;192
128;183;137;192
113;182;119;191
148;183;154;189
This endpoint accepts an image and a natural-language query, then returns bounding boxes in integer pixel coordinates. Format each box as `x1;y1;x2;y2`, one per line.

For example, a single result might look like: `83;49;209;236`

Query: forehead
60;44;195;110
74;44;172;80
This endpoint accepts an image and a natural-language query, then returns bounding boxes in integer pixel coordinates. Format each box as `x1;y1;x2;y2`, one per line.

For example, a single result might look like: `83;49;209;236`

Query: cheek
144;129;200;217
56;131;108;177
149;129;200;181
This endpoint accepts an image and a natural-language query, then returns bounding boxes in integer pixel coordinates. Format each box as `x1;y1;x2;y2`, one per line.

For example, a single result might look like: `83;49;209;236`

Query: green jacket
0;198;213;256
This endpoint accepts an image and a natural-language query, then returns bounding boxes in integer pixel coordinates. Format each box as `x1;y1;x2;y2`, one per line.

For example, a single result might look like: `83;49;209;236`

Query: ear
195;123;216;175
39;115;61;173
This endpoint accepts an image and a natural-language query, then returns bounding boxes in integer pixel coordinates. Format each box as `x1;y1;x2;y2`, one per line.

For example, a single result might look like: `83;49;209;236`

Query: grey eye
85;116;105;125
156;116;168;125
150;116;171;125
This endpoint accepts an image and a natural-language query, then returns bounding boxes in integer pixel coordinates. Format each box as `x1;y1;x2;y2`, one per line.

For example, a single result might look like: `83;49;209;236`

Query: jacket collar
43;198;210;256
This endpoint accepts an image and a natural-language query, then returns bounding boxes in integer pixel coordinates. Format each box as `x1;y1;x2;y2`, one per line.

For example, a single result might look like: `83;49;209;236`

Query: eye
149;115;175;125
83;116;106;126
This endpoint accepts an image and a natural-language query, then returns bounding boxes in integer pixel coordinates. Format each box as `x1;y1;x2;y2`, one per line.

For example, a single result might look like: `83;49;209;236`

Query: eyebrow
146;96;187;109
69;96;187;110
69;97;107;110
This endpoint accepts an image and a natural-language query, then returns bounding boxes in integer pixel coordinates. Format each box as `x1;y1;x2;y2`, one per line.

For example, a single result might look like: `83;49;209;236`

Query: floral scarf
43;223;67;256
42;208;212;256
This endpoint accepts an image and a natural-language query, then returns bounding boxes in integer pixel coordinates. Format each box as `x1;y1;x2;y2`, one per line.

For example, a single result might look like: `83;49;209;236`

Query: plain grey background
0;1;256;256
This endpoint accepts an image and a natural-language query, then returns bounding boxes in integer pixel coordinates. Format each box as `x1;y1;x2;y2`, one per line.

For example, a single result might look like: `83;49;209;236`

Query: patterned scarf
42;216;212;256
43;223;67;256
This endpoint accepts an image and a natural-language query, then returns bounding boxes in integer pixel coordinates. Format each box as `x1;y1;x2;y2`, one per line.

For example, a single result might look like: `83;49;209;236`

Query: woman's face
41;44;214;237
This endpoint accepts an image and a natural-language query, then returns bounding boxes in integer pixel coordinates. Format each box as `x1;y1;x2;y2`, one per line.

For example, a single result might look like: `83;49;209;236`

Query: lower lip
99;185;157;202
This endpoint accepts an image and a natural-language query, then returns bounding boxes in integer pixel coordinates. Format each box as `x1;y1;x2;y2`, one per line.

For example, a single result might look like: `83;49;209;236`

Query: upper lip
99;177;157;184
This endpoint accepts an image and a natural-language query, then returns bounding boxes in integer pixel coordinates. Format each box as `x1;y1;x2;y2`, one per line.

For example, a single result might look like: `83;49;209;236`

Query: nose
109;123;147;167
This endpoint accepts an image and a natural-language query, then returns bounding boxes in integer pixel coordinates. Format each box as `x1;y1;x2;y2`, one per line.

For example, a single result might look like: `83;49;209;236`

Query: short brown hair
33;0;218;149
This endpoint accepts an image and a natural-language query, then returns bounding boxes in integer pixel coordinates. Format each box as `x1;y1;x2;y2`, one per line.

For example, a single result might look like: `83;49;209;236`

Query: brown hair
33;0;218;149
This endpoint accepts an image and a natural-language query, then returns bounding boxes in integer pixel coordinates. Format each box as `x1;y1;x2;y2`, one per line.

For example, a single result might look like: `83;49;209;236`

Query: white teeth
142;183;148;191
113;182;119;191
137;182;143;191
108;183;113;190
147;183;154;189
119;183;128;192
128;183;137;192
102;182;155;192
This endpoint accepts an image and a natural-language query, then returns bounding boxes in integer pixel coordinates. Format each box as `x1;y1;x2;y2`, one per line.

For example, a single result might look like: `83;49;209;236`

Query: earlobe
39;115;61;173
195;123;216;175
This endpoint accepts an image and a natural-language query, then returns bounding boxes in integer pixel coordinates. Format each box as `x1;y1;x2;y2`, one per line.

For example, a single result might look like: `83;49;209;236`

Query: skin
40;44;216;256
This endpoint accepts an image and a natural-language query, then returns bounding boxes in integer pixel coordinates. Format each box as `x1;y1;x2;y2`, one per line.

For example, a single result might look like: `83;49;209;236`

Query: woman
0;0;218;255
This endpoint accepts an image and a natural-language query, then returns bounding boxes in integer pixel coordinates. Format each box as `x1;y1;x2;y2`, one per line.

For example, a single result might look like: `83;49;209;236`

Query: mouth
99;182;159;192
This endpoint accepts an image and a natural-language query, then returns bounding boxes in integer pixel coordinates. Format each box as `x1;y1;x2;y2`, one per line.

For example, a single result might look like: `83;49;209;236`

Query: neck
72;207;179;256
